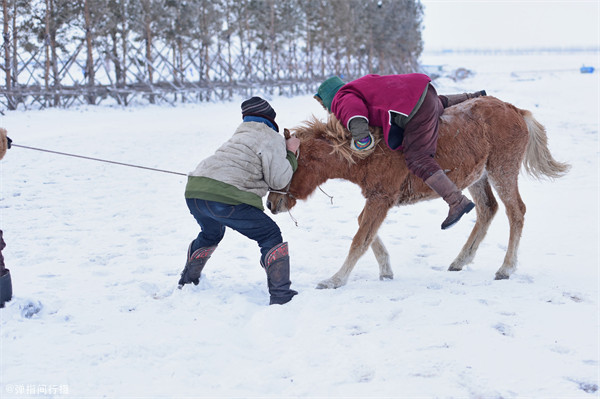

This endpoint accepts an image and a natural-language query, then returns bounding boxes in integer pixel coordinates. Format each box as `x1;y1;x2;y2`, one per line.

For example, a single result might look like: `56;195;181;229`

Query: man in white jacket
179;97;300;305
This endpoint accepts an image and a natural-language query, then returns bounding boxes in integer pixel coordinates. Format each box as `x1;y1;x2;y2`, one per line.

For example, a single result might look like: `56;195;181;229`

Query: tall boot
0;231;11;308
262;242;298;305
0;269;12;308
178;242;217;288
440;90;487;108
425;170;475;230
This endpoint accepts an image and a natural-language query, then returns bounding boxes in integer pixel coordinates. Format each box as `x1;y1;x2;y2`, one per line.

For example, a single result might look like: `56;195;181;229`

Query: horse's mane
292;114;382;164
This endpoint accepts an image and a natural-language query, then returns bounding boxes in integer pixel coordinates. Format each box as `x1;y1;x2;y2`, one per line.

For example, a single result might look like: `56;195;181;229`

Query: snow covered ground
0;51;598;398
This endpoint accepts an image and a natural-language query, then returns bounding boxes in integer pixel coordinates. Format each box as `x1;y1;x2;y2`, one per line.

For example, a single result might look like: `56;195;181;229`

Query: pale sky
420;0;600;50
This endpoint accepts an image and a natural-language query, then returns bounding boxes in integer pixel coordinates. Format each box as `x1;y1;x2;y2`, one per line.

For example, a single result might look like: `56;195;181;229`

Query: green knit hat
315;76;345;111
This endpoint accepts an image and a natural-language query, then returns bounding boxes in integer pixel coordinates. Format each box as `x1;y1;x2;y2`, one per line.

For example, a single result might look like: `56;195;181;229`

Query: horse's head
266;186;297;214
266;117;381;214
267;128;306;214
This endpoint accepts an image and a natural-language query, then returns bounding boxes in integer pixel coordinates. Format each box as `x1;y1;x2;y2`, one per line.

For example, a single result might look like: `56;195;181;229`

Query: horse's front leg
363;206;393;280
371;235;393;280
317;199;392;289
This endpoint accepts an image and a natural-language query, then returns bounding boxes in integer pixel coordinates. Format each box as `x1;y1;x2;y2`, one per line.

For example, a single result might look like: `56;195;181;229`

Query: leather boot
0;269;12;308
425;170;475;230
178;243;217;288
440;90;487;108
0;231;11;308
262;242;297;305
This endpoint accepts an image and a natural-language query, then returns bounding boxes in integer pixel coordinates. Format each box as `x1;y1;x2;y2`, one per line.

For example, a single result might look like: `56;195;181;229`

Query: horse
266;96;570;289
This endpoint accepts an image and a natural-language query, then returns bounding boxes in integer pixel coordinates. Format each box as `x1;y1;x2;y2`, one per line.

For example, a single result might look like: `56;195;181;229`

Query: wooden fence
0;37;331;113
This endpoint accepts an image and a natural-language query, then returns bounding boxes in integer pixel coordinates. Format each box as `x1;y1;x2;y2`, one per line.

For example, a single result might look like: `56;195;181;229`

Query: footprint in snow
20;300;43;319
493;322;514;337
567;379;598;394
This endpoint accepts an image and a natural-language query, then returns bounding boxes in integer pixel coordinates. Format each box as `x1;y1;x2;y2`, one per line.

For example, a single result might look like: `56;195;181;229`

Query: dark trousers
0;230;5;274
186;198;283;265
402;85;446;181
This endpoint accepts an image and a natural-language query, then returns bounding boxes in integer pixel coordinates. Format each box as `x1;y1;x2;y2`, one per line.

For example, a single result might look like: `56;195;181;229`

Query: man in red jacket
315;74;485;229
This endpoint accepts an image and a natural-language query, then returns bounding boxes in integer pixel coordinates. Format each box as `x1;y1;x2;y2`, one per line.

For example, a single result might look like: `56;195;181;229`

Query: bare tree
82;0;95;103
0;0;425;110
2;0;15;109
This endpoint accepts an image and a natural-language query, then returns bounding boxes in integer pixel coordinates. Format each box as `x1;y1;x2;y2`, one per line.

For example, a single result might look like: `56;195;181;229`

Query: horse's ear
284;128;291;139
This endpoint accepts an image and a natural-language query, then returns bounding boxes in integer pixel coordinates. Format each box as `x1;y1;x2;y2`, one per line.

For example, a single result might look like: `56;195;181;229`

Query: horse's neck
302;154;355;197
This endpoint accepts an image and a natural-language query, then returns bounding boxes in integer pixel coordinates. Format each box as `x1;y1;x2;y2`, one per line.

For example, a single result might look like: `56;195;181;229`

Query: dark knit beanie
241;96;277;123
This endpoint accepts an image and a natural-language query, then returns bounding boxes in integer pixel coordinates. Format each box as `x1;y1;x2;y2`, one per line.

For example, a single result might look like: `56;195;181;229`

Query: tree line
1;0;424;110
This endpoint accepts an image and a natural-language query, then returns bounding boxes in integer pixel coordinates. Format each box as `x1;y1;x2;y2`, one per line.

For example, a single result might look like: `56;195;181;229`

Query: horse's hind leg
490;176;526;279
449;175;498;271
316;199;391;289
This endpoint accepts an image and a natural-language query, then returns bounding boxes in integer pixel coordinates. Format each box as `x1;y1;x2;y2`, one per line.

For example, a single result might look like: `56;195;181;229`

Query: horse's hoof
316;278;342;289
379;274;394;281
448;265;463;272
494;272;510;280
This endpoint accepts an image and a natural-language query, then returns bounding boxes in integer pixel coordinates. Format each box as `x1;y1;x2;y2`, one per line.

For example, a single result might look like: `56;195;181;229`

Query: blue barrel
580;66;595;73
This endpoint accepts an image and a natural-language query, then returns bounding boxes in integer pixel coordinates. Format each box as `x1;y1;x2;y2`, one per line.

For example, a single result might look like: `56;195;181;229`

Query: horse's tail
520;109;571;179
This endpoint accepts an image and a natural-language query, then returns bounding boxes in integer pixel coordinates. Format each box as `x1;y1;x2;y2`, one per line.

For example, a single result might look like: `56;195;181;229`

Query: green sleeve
286;150;298;172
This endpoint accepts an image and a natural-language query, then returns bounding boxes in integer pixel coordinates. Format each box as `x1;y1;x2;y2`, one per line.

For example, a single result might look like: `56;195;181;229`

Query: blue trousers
186;198;283;265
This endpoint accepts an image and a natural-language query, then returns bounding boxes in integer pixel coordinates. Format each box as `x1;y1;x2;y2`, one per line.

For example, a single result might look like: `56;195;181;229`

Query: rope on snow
12;144;187;176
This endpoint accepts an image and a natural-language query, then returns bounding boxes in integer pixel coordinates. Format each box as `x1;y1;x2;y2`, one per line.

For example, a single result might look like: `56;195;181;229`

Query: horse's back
435;97;529;189
440;96;528;142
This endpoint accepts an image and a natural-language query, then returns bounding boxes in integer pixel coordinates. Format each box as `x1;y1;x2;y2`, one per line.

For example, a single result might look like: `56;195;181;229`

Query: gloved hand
286;136;300;155
348;118;374;151
351;133;375;151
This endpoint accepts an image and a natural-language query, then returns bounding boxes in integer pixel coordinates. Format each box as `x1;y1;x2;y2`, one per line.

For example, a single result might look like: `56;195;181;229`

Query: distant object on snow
419;65;473;81
449;67;473;81
580;66;595;73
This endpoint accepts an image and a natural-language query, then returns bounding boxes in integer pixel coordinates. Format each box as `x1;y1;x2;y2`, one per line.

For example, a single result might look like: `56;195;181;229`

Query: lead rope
287;209;298;227
15;143;330;227
318;186;334;204
12;144;187;176
287;186;333;227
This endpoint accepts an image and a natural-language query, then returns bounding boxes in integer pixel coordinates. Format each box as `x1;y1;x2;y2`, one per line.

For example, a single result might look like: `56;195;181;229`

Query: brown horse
267;96;570;289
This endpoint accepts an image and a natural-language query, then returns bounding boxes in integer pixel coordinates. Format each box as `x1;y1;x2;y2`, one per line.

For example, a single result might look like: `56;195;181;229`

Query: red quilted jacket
331;73;431;150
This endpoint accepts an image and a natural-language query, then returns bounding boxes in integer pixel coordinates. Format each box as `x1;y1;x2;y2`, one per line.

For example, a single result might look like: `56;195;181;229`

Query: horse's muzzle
266;196;285;214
